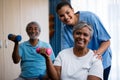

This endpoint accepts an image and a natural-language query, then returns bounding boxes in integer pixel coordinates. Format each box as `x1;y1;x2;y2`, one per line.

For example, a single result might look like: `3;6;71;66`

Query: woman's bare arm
87;75;102;80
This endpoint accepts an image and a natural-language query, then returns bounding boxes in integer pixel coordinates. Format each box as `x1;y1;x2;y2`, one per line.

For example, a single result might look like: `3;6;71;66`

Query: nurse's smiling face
57;5;77;26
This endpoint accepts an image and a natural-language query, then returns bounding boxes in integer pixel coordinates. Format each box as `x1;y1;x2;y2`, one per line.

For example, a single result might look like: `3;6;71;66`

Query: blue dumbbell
8;34;22;42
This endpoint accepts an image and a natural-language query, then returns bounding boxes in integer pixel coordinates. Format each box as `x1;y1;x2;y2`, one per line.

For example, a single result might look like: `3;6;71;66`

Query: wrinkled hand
38;48;49;57
93;50;102;60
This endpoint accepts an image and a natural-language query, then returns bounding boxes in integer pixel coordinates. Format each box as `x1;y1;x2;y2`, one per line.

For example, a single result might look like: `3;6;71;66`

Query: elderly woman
39;21;103;80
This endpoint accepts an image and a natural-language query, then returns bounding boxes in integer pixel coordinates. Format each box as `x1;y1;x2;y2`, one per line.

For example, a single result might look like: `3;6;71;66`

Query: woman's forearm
45;56;60;80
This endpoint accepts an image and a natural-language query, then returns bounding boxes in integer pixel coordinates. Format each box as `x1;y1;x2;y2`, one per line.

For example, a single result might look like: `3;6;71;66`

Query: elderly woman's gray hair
26;21;41;32
73;21;94;38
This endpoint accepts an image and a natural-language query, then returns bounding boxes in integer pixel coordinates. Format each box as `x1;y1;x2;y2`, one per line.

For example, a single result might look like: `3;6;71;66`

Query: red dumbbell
36;47;52;55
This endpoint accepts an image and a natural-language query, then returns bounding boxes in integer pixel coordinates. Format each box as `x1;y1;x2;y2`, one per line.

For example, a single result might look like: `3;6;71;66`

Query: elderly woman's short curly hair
73;21;94;38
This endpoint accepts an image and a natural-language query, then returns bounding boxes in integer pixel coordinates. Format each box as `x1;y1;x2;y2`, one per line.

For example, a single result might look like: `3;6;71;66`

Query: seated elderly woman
38;21;103;80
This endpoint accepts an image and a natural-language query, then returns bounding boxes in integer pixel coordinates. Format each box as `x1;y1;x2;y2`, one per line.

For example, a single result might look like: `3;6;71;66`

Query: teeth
78;40;84;44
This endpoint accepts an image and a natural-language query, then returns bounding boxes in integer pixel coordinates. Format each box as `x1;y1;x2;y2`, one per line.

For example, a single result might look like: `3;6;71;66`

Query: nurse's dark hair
73;21;94;38
56;1;73;13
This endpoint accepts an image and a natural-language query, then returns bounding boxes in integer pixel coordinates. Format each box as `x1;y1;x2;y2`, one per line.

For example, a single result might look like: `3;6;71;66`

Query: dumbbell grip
36;48;52;55
8;34;22;42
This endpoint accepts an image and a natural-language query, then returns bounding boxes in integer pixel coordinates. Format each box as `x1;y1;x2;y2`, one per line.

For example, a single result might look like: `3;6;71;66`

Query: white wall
19;0;49;42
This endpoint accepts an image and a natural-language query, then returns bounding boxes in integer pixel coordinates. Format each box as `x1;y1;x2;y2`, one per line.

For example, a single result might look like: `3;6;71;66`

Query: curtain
49;0;70;56
49;0;61;56
71;0;120;80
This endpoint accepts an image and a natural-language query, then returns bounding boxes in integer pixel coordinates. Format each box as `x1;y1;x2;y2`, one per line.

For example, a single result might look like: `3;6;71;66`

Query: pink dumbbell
36;47;52;55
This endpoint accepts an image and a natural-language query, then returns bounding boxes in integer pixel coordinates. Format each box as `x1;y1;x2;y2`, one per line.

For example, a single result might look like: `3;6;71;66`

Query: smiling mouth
76;40;84;46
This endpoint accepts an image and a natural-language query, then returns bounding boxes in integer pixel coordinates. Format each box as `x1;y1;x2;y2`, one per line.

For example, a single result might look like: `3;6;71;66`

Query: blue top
61;11;112;69
19;40;55;78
